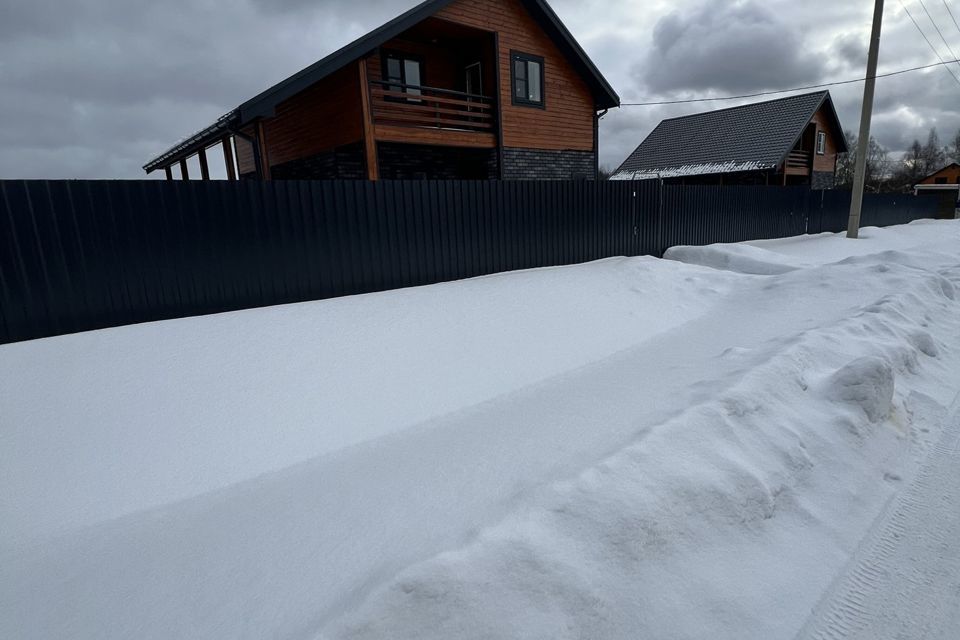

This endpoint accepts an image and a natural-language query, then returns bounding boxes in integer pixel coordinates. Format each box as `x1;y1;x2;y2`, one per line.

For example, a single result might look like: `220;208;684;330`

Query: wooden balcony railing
369;80;495;133
786;150;812;168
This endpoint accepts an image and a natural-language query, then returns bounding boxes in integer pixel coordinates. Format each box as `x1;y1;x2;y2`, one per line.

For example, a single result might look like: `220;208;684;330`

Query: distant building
143;0;619;182
914;163;960;218
915;162;960;187
612;90;847;189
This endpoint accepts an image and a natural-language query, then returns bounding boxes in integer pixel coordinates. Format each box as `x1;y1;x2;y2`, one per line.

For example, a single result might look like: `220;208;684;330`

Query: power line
942;0;960;39
620;58;960;106
917;0;960;71
898;0;960;85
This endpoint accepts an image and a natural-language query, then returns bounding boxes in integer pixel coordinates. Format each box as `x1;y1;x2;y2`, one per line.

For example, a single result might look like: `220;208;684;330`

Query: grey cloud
638;1;824;94
829;32;869;72
0;0;367;177
248;0;413;17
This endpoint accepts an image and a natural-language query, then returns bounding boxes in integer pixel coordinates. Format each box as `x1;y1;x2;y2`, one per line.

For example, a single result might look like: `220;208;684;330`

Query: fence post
655;178;665;258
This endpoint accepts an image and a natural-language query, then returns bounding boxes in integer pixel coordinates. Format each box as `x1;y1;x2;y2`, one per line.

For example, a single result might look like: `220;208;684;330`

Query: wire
942;0;960;39
917;0;960;70
619;58;960;106
899;0;960;86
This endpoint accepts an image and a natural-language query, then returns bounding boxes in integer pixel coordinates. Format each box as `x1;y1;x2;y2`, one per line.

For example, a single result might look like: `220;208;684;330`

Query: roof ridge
659;90;829;124
611;90;845;178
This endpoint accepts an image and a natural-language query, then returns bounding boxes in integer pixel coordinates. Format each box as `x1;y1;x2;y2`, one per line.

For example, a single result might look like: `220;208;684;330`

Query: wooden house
914;163;960;218
143;0;619;181
916;162;960;186
612;91;847;188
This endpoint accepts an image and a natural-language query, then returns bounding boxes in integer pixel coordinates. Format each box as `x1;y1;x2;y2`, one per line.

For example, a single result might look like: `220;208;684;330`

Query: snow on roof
610;160;772;181
613;91;846;179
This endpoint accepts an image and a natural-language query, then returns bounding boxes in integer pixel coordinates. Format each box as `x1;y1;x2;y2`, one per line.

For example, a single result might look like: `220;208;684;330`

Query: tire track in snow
796;396;960;640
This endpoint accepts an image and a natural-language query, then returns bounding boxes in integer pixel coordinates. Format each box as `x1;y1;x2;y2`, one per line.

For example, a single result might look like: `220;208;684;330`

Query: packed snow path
3;221;960;639
797;399;960;640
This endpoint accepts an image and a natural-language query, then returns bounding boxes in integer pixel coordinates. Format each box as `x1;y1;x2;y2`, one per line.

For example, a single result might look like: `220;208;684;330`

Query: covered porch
359;16;500;179
143;17;502;181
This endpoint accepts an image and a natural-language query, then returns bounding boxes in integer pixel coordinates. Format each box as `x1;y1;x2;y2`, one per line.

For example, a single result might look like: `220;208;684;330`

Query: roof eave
238;0;620;122
522;0;619;109
238;0;455;122
143;110;240;174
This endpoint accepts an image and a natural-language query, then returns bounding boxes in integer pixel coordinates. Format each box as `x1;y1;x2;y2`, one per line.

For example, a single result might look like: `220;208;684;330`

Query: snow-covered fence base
0;180;941;344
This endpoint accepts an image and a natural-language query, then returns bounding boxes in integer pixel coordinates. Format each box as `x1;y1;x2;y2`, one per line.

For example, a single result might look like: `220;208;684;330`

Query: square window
511;52;544;107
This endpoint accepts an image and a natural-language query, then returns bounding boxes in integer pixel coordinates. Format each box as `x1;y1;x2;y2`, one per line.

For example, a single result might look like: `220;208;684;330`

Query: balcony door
465;62;482;96
465;62;483;121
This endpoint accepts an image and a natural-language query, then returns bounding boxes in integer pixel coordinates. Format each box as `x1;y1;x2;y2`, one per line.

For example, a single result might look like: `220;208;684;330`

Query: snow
3;220;960;640
610;160;772;180
1;258;726;543
666;242;806;274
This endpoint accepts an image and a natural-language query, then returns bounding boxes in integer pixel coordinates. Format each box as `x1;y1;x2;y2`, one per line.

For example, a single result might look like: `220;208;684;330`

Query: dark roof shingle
613;91;845;179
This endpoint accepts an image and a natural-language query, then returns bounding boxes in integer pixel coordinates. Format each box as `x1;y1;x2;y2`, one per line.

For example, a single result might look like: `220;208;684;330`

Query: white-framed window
816;131;826;155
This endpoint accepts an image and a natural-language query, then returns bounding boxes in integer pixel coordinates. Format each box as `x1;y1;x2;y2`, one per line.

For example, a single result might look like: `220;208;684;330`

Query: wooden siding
374;123;496;147
810;106;841;174
235;129;256;176
435;0;596;152
261;64;364;168
919;164;960;184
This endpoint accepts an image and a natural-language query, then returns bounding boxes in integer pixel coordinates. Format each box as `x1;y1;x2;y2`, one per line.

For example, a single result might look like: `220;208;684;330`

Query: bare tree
948;129;960;165
889;139;926;192
921;127;946;173
835;130;857;188
836;130;889;192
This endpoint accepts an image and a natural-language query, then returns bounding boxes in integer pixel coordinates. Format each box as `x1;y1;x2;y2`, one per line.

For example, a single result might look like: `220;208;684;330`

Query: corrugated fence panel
0;180;940;345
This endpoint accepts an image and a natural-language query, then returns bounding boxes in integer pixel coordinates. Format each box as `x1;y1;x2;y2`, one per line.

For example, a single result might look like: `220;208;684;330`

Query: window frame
510;51;546;109
381;50;425;100
816;131;826;155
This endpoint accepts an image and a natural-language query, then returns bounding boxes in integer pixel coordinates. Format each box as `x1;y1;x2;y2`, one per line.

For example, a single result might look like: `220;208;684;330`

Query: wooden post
233;136;244;180
179;158;190;181
847;0;884;238
222;136;237;181
198;148;210;181
493;33;504;179
164;166;173;181
358;58;380;181
256;121;272;180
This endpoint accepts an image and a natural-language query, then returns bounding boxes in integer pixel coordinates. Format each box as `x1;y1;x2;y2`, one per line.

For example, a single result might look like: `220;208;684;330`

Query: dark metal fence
0;180;942;345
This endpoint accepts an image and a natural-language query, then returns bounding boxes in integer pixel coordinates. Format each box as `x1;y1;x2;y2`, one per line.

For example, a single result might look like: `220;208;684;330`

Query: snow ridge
320;256;960;639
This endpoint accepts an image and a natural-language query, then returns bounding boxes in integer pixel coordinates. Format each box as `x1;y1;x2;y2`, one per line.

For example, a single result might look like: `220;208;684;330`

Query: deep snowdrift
3;220;960;640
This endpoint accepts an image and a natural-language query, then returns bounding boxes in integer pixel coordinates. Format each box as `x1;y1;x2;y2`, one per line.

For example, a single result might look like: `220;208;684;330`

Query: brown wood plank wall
436;0;596;152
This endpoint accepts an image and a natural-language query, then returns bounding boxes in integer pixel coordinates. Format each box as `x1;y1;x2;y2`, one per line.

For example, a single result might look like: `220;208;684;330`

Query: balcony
785;150;812;175
368;80;497;148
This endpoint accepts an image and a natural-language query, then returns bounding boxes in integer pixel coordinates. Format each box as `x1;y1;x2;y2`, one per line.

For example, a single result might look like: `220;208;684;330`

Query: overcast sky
2;0;960;178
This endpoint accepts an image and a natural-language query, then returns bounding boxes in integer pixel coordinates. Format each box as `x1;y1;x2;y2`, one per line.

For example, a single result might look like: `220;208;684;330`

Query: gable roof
918;162;960;182
145;0;618;173
611;91;847;180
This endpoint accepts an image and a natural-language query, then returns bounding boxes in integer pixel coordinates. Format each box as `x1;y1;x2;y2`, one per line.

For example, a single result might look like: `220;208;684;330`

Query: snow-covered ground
2;220;960;639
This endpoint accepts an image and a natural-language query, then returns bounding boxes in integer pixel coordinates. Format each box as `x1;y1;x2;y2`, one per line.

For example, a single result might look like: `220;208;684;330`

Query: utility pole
847;0;885;239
